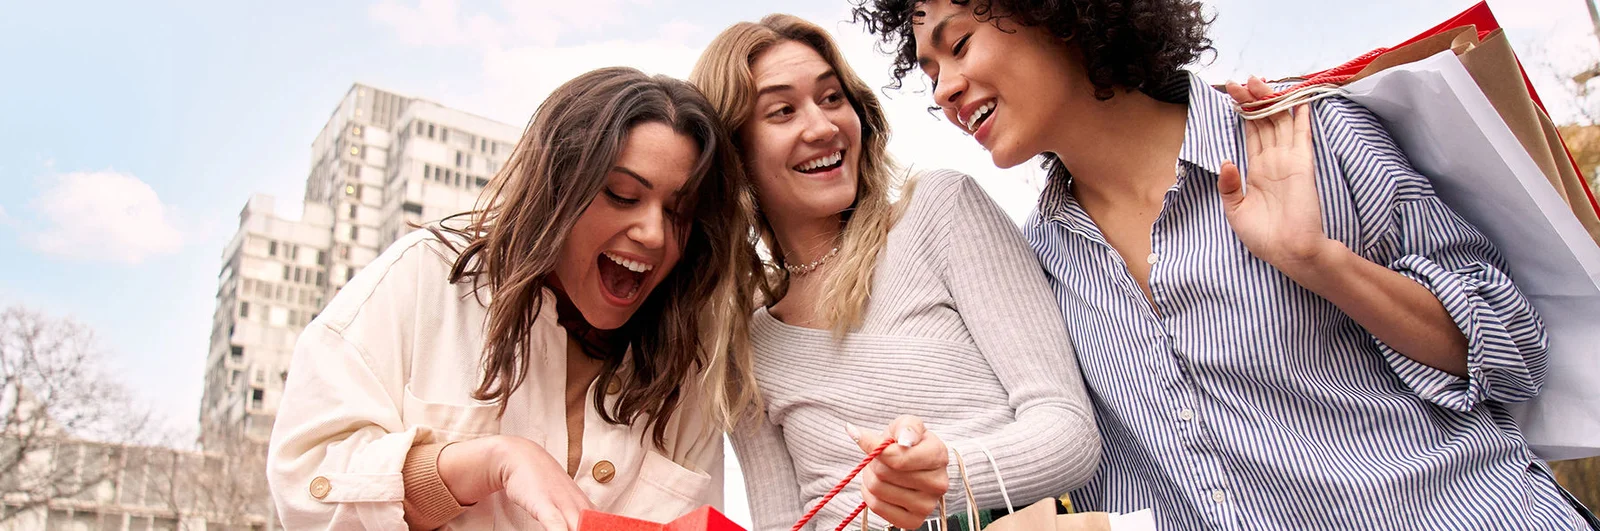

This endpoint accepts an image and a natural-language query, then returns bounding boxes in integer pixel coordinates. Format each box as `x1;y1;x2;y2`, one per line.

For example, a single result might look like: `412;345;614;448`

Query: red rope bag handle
788;438;895;531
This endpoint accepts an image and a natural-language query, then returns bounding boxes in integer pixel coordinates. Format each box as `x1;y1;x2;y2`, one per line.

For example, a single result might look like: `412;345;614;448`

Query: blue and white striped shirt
1024;71;1594;529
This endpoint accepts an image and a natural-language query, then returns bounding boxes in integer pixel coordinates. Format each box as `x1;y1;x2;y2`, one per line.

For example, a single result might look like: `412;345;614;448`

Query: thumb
1218;160;1246;210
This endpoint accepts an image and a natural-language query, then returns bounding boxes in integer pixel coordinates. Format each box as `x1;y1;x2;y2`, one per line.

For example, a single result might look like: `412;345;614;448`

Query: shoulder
899;169;1000;224
314;228;472;333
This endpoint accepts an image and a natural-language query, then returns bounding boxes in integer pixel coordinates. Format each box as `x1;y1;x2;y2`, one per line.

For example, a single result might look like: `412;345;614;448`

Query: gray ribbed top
732;170;1101;530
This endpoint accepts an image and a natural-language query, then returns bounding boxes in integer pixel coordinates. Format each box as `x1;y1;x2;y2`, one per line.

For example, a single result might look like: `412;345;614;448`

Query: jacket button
592;460;616;483
309;476;332;499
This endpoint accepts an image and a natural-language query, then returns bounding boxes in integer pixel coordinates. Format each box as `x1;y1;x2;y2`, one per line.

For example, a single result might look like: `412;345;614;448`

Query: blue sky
1;0;1595;524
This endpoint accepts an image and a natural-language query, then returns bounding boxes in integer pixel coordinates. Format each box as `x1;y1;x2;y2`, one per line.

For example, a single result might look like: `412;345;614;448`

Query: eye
766;105;794;119
604;187;638;205
821;91;845;106
953;34;970;56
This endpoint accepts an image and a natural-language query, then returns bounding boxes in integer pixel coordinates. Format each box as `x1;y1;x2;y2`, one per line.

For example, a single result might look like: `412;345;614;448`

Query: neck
1043;89;1189;202
770;213;843;267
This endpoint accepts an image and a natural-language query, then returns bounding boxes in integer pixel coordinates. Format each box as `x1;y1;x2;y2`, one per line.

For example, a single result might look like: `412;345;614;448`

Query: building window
456;151;463;167
317;250;327;266
349;204;358;219
231;345;244;360
481;138;488;152
290;245;300;260
416;122;424;135
427;123;435;138
239;301;249;318
282;266;291;281
268;240;277;256
476;176;489;188
402;202;422;215
441;128;449;142
250;388;264;409
340;245;351;260
423;163;432;179
317;271;326;287
349;225;359;241
293;268;302;283
455;173;462;187
347;267;356;282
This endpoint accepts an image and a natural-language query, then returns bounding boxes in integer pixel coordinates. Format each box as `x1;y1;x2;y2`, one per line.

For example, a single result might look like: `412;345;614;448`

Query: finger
1224;81;1254;105
1247;77;1291;146
848;421;888;455
1245;76;1275;99
557;492;593;530
874;433;948;472
868;458;951;494
533;505;571;531
884;415;927;448
1218;161;1246;210
1243;114;1262;156
862;483;932;530
865;468;943;516
1293;103;1313;152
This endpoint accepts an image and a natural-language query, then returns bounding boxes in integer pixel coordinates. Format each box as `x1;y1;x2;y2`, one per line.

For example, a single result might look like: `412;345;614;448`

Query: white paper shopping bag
1343;50;1600;460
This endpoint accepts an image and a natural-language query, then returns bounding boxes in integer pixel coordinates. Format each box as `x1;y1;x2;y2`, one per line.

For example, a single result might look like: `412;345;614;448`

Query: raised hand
1218;77;1336;274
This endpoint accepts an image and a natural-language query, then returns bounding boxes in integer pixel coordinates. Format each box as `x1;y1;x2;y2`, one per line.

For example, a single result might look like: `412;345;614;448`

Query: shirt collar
1035;71;1246;221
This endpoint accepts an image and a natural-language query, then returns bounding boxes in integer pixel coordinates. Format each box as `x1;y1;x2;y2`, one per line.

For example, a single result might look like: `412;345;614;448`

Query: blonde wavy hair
690;14;908;336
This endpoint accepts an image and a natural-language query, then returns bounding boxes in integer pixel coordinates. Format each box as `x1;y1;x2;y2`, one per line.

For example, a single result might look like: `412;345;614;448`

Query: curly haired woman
854;0;1599;528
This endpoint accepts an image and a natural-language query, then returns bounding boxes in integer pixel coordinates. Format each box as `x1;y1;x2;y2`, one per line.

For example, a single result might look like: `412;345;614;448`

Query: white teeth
603;252;652;273
964;101;995;132
795;151;843;172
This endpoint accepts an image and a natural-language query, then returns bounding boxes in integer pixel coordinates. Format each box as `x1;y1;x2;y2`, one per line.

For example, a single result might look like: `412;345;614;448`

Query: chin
988;148;1033;170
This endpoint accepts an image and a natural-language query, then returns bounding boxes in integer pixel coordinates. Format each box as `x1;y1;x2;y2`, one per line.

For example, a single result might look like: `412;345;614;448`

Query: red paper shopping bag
577;506;747;531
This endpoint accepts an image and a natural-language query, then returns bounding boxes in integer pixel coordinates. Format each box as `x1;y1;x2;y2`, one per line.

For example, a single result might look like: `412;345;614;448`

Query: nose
628;206;668;250
798;103;840;144
932;68;966;111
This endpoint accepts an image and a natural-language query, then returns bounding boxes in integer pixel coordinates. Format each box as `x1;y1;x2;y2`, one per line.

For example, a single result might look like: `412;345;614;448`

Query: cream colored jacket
266;230;723;530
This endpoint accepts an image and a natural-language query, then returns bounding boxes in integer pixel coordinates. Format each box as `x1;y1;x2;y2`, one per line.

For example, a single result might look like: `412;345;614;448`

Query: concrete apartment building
199;84;518;443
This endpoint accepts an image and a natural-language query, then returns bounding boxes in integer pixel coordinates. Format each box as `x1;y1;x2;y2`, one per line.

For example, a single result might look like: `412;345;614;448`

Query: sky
1;0;1596;527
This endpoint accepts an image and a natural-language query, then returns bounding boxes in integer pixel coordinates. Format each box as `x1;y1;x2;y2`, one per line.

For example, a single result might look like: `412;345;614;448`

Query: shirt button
592;460;616;483
1211;489;1227;503
1178;408;1195;421
1146;253;1159;265
309;476;332;499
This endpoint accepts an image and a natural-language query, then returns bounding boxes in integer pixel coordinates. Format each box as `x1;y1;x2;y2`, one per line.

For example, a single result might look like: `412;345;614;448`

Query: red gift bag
578;506;747;531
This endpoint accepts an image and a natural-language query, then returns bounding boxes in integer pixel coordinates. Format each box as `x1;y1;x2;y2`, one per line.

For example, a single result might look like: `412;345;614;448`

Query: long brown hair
690;14;906;335
433;67;758;446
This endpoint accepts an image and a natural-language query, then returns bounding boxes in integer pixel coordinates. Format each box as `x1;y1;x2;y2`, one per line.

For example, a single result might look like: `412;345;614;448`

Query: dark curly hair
852;0;1214;100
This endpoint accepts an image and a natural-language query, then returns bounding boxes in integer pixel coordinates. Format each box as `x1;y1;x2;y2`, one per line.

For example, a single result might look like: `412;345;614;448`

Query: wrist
1274;237;1351;285
438;435;518;506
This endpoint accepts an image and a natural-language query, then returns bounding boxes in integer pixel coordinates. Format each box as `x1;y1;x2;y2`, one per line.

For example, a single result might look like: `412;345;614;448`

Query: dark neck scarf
549;285;629;361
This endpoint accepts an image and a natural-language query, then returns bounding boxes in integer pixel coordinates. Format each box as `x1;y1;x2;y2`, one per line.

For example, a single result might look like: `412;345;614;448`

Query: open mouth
793;150;844;175
963;100;996;133
597;251;653;303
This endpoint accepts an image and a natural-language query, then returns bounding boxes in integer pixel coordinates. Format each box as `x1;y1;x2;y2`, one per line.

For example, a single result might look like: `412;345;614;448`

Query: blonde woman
690;15;1100;531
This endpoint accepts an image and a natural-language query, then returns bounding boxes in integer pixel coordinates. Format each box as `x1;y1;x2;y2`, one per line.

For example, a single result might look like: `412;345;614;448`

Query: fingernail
846;422;862;442
896;428;920;447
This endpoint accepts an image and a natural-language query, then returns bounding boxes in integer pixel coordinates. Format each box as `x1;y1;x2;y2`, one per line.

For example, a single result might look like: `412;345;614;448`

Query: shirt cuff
402;442;467;529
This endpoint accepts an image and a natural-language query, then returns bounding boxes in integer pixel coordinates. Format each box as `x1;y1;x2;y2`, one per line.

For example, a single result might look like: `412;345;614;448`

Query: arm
932;171;1103;508
266;322;422;531
1220;79;1548;410
729;412;807;530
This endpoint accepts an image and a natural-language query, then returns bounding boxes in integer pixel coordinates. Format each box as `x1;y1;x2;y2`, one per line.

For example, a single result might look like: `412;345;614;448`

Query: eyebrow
916;13;960;70
755;70;841;98
613;166;653;190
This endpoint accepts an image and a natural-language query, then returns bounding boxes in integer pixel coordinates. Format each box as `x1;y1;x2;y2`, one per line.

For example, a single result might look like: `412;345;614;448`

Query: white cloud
25;171;185;264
